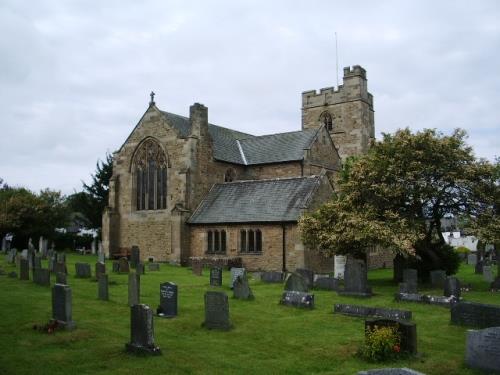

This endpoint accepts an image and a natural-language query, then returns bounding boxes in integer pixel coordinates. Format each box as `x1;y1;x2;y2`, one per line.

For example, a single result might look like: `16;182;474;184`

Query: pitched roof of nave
188;176;322;224
160;110;320;166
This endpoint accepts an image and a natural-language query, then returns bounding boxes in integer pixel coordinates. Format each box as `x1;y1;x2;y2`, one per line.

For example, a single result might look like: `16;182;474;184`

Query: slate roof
188;176;321;224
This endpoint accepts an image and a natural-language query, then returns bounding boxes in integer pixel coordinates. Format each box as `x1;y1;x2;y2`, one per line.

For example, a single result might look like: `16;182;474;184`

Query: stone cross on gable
149;91;155;106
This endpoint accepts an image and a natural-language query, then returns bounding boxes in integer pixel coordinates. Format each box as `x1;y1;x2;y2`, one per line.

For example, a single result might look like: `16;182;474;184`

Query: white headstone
334;255;346;280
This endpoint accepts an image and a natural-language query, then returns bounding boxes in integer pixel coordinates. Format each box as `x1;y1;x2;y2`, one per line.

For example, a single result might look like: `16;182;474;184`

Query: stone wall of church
245;162;303;180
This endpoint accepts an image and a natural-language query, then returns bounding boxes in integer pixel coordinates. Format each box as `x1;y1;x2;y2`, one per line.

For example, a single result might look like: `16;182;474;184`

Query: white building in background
442;232;479;251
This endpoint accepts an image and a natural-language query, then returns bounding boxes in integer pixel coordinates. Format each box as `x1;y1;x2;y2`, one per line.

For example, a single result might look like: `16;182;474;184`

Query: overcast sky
1;0;499;195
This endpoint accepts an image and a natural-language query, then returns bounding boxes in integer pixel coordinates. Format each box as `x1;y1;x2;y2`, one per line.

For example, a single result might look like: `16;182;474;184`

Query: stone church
102;65;375;273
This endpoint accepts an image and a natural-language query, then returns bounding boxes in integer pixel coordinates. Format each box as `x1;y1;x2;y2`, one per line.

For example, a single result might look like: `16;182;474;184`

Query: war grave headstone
98;274;109;301
51;284;76;330
483;266;494;283
233;274;254;300
295;268;314;289
192;260;203;276
443;276;461;299
451;301;500;328
75;263;91;278
210;267;222;287
130;246;140;269
261;271;283;283
33;268;50;286
338;257;372;297
430;270;446;288
365;318;417;354
334;304;412;321
95;262;106;281
314;276;340;291
112;261;120;273
125;304;161;356
467;253;477;265
128;273;140;306
19;258;29;280
202;291;232;330
230;267;246;288
119;257;130;273
157;282;177;318
136;262;145;276
284;272;309;293
357;368;425;375
56;272;67;285
401;269;418;293
465;326;500;373
334;255;347;279
280;290;314;309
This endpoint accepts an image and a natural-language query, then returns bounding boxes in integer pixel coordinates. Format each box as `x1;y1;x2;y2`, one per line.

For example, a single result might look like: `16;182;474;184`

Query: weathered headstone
395;292;457;307
48;256;55;272
230;267;246;288
393;254;406;282
56;252;66;263
357;368;425;375
284;272;309;292
443;276;461;299
53;262;67;275
365;318;417;354
33;268;50;286
125;304;161;355
233;274;254;300
451;301;500;328
210;267;222;287
33;255;42;270
56;272;67;285
19;258;29;280
467;253;477;265
339;256;372;297
280;291;314;309
192;261;203;276
119;257;130;273
98;250;105;264
20;249;28;259
202;291;232;330
6;248;17;264
295;268;314;289
75;263;91;278
95;262;106;281
148;263;160;271
334;304;412;321
128;273;140;306
483;266;494;283
98;274;109;301
261;271;283;283
475;260;484;274
402;269;418;293
465;326;500;372
314;276;340;291
112;261;120;273
51;284;76;330
157;282;177;318
136;262;145;276
1;236;7;252
430;270;446;288
334;255;347;279
91;239;97;255
130;246;140;269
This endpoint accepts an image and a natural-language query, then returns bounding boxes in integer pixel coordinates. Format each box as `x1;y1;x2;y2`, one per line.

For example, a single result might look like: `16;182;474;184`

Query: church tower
301;65;375;160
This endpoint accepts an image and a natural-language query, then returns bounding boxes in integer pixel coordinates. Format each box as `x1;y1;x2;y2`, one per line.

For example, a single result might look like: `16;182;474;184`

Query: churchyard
0;253;498;375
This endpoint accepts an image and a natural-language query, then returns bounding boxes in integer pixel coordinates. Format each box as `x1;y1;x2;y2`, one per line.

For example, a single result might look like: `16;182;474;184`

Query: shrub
359;325;401;362
455;246;470;255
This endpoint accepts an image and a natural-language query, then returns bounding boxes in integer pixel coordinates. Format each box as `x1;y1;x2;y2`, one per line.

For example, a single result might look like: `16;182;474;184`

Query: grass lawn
0;254;497;375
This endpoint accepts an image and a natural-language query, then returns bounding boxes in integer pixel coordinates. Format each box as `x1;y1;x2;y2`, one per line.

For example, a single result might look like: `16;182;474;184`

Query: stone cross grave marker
119;257;130;273
125;304;161;355
444;276;461;299
128;273;140;306
157;282;177;318
98;274;109;301
52;284;76;330
430;270;446;288
233;274;254;300
230;267;245;289
210;267;222;287
75;263;91;278
465;326;500;372
280;290;314;309
95;262;106;281
284;272;309;293
296;268;314;289
365;318;417;354
202;291;232;330
19;258;29;280
130;246;140;269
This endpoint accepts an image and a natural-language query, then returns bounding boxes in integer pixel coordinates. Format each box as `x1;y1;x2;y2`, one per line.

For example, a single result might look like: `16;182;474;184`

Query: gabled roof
188;176;321;224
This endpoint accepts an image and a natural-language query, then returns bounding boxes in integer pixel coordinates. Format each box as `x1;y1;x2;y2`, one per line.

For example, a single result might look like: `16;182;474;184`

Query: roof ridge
239;128;316;142
218;175;319;185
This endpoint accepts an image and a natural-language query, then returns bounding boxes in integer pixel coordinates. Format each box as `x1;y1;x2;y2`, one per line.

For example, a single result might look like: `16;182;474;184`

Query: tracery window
319;111;333;131
134;138;167;210
206;230;226;254
240;229;262;253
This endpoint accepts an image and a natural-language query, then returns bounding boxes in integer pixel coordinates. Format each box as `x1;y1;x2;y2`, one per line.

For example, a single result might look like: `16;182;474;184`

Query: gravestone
6;248;17;264
402;269;418;293
57;252;66;263
19;258;29;280
334;304;412;321
56;272;67;284
119;257;130;273
233;274;254;300
280;291;314;309
314;276;339;291
430;270;446;288
125;304;161;355
130;246;140;269
98;251;105;264
210;267;222;287
98;274;109;301
443;276;461;299
91;239;96;254
334;255;347;279
136;262;145;276
284;272;309;292
465;326;500;372
357;369;425;375
95;262;106;281
53;261;67;275
41;238;48;258
467;253;477;265
148;263;160;272
261;271;283;283
365;319;417;354
33;255;42;270
475;260;484;274
192;260;203;276
33;268;50;286
48;256;55;272
51;284;76;330
230;267;246;288
296;268;314;289
1;236;7;252
75;263;91;278
395;292;457;307
112;261;120;273
202;291;232;330
157;282;177;318
128;273;140;306
339;256;372;297
451;301;500;328
483;266;494;283
393;254;406;282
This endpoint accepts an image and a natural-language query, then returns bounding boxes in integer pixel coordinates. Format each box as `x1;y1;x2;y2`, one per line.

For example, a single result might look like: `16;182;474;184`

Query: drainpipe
282;225;287;273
